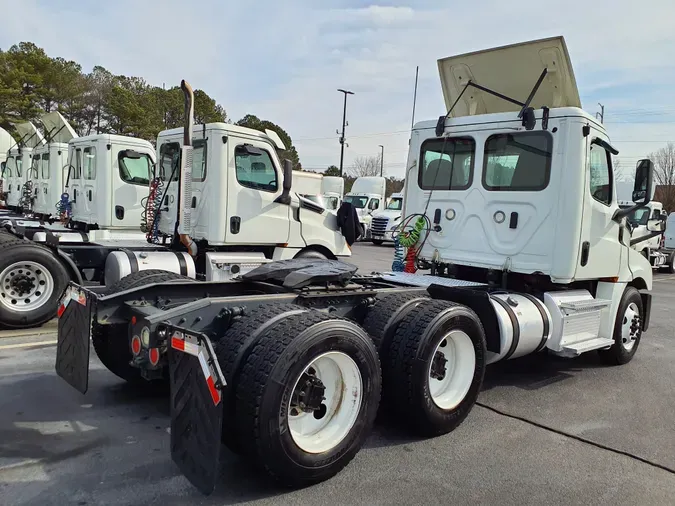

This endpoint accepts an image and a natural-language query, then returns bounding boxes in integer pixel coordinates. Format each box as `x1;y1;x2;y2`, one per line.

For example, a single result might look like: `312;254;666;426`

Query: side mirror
647;218;665;233
632;159;654;205
274;159;293;205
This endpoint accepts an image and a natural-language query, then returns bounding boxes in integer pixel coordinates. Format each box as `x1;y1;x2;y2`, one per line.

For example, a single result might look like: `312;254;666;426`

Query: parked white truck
53;37;660;496
3;121;45;213
343;175;386;239
0;82;351;329
0;127;13;208
618;200;674;271
370;192;403;245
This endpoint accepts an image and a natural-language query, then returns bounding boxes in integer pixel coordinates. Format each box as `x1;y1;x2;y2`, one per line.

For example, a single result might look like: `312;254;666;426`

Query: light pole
378;145;384;177
337;89;354;177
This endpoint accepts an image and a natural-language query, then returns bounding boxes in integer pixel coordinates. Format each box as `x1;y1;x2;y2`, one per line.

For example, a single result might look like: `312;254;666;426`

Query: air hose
141;177;164;243
392;215;430;274
56;193;72;222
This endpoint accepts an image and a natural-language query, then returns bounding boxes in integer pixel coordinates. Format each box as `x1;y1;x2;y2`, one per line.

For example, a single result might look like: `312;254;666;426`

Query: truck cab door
69;148;83;219
574;135;622;279
82;146;98;224
225;140;290;245
38;153;50;213
113;145;155;228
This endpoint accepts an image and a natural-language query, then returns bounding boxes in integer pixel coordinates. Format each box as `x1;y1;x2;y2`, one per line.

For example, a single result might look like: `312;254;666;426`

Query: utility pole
337;89;354;177
596;102;605;123
378;144;384;177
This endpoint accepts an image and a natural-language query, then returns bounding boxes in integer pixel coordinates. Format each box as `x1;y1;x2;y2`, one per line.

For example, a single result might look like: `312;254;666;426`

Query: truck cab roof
157;123;286;151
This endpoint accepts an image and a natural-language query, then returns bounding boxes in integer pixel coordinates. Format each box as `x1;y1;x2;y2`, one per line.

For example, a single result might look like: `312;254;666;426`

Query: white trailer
344;176;386;239
53;37;659;496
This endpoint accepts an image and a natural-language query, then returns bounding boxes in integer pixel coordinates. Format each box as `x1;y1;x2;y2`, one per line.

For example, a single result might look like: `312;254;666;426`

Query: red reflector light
131;316;137;325
131;335;141;355
149;348;160;365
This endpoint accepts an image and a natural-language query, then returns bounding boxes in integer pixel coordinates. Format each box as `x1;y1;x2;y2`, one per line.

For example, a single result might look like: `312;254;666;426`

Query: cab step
560;337;614;357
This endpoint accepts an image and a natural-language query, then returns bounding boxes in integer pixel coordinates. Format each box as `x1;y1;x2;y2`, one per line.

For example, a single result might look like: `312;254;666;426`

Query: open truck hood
437;36;581;118
14;121;45;149
41;112;78;144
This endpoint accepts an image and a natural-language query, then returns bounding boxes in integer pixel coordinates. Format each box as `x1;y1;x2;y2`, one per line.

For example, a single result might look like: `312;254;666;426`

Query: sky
2;0;675;180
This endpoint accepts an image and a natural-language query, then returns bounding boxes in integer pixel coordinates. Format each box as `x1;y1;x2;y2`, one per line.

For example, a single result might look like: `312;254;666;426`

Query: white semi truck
0;127;13;208
54;37;660;496
0;82;351;329
370;192;403;245
3;121;46;213
618;200;674;271
343;175;386;239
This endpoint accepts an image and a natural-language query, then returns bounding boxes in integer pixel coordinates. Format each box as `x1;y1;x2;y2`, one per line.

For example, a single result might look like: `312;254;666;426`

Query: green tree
324;165;340;176
236;114;302;170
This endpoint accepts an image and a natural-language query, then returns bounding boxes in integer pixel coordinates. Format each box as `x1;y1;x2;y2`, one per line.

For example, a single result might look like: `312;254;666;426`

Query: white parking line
0;339;58;350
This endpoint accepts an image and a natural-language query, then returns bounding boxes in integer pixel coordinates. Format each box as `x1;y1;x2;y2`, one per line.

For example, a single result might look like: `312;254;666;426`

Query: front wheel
371;239;384;246
234;311;381;487
598;286;643;365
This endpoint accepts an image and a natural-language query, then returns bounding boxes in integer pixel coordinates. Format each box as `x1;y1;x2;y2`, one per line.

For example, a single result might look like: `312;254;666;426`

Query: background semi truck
370;192;403;245
343;176;386;239
55;37;660;496
0;82;352;329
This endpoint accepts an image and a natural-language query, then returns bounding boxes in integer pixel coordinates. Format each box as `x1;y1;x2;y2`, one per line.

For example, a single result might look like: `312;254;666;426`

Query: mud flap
168;330;225;496
55;285;93;394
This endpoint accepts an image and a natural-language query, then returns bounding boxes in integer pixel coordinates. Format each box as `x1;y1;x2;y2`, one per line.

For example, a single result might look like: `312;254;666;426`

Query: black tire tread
363;292;430;351
105;268;194;294
385;299;459;410
598;286;643;366
235;311;376;485
214;303;307;452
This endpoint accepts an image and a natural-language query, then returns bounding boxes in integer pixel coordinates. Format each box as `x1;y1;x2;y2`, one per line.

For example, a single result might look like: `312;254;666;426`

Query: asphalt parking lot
1;242;675;505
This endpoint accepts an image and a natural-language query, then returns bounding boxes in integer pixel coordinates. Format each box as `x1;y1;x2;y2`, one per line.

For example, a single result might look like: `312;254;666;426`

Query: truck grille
371;217;389;235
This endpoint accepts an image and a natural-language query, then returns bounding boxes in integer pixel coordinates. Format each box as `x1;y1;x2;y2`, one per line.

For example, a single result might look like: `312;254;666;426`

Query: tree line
0;42;302;169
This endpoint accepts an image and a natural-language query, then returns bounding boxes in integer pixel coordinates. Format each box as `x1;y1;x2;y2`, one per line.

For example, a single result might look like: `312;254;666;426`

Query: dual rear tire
214;294;486;488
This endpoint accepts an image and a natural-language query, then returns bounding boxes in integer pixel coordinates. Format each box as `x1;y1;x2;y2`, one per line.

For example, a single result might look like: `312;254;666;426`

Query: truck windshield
344;195;368;208
621;206;650;226
387;198;403;210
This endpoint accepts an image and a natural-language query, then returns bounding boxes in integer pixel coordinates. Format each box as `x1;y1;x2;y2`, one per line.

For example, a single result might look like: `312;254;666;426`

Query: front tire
383;300;486;436
234;311;381;487
598;286;643;365
371;239;384;246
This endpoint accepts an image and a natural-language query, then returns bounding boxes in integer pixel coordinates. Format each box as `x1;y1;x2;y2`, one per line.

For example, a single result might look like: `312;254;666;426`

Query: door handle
230;216;241;234
88;190;92;201
580;241;590;266
73;189;77;202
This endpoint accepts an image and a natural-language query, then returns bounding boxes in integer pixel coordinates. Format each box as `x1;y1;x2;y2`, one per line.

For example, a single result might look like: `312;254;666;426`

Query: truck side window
419;137;474;190
368;199;380;210
31;156;40;179
83;147;96;180
42;154;50;179
589;144;612;206
159;142;180;181
483;132;552;191
192;139;207;182
16;157;23;178
235;146;278;192
73;149;82;179
119;152;151;186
